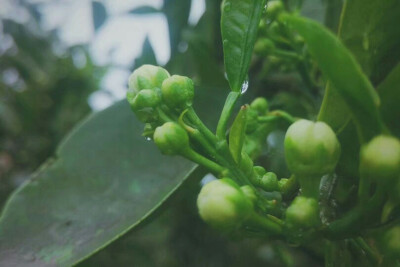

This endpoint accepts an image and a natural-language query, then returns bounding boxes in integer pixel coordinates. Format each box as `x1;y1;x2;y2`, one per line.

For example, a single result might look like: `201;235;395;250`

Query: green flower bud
128;65;170;92
260;172;279;192
286;196;320;229
360;135;400;185
284;119;341;176
254;38;276;55
379;226;400;259
266;1;284;20
278;178;289;191
161;75;194;110
253;166;267;177
250;97;269;115
197;178;253;231
129;89;161;111
153;122;189;155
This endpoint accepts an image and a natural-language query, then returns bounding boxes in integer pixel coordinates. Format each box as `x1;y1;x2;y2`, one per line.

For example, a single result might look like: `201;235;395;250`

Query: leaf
317;0;400;135
92;1;107;32
133;36;157;68
163;0;192;57
0;84;226;266
229;105;248;163
129;6;160;15
281;14;382;142
221;0;265;92
378;63;400;137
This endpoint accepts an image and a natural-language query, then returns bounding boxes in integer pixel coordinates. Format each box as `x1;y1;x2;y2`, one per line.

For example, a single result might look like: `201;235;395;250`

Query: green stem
273;49;302;60
268;110;297;123
157;107;174;123
186;107;217;144
246;212;283;236
182;148;225;175
354;237;380;265
216;91;240;140
298;175;321;200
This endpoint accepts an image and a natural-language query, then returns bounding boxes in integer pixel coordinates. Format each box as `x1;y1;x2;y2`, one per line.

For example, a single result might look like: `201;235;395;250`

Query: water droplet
241;80;249;94
223;2;231;12
144;137;152;141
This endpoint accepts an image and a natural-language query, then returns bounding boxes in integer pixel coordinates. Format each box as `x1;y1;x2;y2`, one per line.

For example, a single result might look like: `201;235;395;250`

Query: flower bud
153;122;189;155
254;38;276;55
128;65;170;92
129;89;161;111
260;172;279;192
284;120;340;176
250;97;269;115
266;1;284;20
197;178;253;231
360;135;400;185
161;75;194;110
285;196;320;229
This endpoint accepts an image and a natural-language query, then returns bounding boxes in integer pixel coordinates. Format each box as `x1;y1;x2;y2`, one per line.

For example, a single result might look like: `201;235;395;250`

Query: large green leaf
221;0;265;92
378;63;400;137
0;101;198;266
281;14;382;142
317;0;400;135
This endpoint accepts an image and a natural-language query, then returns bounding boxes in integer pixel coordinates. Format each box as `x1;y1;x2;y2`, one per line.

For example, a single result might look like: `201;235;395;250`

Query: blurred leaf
317;0;400;134
0;83;226;266
282;14;382;142
129;6;160;14
378;63;400;137
0;101;197;266
133;36;157;68
92;1;107;32
163;0;191;57
221;0;266;92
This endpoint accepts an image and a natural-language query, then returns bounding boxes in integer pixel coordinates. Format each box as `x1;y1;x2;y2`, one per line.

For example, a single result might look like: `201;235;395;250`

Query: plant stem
182;148;225;175
186;107;217;144
216;91;240;139
246;212;283;236
281;175;299;199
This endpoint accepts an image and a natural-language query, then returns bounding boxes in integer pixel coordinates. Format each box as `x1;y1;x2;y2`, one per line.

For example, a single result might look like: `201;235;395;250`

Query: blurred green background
0;0;340;265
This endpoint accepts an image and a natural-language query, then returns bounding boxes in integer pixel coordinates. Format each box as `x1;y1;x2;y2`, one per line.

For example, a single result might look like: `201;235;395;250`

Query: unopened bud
153;122;189;155
197;178;253;231
284;119;340;176
360;135;400;186
286;196;320;229
161;75;194;110
128;64;170;92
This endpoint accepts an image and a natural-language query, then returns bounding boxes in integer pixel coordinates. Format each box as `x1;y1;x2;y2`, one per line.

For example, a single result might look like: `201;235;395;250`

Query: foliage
1;0;400;266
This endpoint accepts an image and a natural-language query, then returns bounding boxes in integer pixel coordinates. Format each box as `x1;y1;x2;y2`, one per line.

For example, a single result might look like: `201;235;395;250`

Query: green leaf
133;36;157;68
221;0;265;92
378;63;400;137
280;14;382;142
129;6;160;15
229;105;248;163
0;101;197;266
0;84;226;266
317;0;400;135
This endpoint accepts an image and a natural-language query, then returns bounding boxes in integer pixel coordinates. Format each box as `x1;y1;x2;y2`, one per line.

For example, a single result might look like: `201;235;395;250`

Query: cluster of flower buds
127;65;195;137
